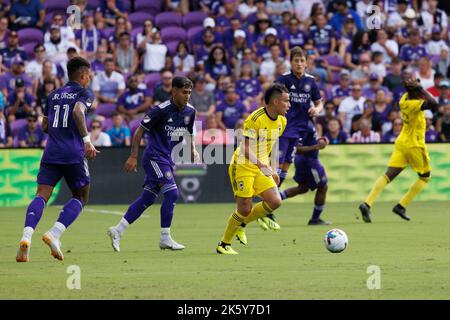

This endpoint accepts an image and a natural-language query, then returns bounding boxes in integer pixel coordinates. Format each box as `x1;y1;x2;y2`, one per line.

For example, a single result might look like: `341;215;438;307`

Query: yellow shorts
228;162;277;198
388;145;431;174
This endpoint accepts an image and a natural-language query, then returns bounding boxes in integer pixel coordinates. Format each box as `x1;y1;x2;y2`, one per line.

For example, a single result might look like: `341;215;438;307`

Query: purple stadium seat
145;72;161;91
161;27;186;44
10;119;27;136
135;0;162;16
321;54;343;67
102;118;114;131
44;0;70;12
129;117;144;135
128;12;154;29
331;70;341;85
183;11;207;29
13;136;20;148
87;0;101;11
17;28;44;46
155;12;182;29
165;41;179;56
187;26;203;44
95;103;117;118
131;27;143;39
102;27;115;39
22;43;36;59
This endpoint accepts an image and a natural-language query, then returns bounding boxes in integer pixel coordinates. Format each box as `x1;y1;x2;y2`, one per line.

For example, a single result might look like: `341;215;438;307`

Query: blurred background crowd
0;0;449;148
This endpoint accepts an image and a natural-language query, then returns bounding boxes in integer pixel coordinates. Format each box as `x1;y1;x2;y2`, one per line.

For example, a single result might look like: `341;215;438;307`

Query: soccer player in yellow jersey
216;84;290;254
359;75;438;222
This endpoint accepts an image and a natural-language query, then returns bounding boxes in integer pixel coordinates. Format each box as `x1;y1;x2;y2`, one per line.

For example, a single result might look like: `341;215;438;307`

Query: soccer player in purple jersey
279;121;331;225
16;57;98;262
107;77;199;252
259;47;323;229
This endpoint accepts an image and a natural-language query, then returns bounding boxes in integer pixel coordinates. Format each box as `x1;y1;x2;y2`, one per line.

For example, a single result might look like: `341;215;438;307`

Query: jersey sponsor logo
165;125;188;137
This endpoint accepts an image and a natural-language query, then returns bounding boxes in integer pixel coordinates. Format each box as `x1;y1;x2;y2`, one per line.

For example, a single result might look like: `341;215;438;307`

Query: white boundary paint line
84;208;150;219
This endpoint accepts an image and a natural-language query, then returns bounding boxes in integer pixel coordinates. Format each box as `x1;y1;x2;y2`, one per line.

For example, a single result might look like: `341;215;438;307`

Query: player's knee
163;187;179;203
266;196;282;210
237;202;252;216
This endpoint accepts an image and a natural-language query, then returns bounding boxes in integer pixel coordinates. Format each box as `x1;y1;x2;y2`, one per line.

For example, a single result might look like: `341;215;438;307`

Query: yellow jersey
232;107;287;171
396;93;426;148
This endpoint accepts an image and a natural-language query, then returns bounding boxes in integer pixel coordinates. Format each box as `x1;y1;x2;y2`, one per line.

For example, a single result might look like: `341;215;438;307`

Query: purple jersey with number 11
42;81;95;164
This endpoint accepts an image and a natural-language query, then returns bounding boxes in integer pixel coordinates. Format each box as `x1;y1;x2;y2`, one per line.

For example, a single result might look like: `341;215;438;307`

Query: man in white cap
192;17;223;51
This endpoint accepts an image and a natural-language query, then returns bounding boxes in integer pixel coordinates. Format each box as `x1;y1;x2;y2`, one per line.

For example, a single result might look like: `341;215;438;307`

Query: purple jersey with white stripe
140;100;196;166
399;44;428;62
42;81;95;164
308;25;336;55
276;72;321;138
284;30;309;49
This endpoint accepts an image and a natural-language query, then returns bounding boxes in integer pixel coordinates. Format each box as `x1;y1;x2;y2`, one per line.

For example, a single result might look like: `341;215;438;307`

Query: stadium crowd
0;0;449;148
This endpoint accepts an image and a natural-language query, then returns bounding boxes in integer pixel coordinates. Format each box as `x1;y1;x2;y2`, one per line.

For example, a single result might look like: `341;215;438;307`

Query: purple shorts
278;137;298;164
143;159;176;192
37;161;90;191
293;156;327;191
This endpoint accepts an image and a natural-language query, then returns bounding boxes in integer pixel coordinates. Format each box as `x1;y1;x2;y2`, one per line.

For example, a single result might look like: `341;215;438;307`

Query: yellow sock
221;210;245;244
399;177;429;208
365;175;390;207
244;201;273;225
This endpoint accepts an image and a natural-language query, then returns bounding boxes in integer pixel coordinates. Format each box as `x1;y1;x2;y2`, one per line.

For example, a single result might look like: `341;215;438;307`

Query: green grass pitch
1;201;450;299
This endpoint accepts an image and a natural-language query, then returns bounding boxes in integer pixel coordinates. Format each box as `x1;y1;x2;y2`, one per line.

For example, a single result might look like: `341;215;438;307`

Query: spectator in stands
6;78;35;122
192;17;223;52
196;114;234;145
140;27;169;73
303;2;325;29
382;118;402;143
399;29;428;67
233;47;259;79
92;57;125;104
256;27;282;63
329;0;363;33
372;89;392;132
331;70;351;107
0;29;27;68
117;75;152;121
44;12;76;45
427;73;446;97
414;57;435;90
381;109;400;136
45;25;79;65
222;16;247;50
236;62;263;110
337;14;358;57
426;25;449;56
316;101;337;137
91;45;107;74
238;0;258;19
252;14;272;49
267;0;293;27
436;80;450;105
194;29;217;67
436;104;450;142
370;29;398;66
107;112;131;147
425;110;439;143
190;75;215;119
260;43;289;83
36;78;56;115
108;16;132;53
0;108;12;148
215;87;248;130
205;46;231;86
214;75;233;104
382;57;403;92
0;17;9;49
153;69;173;105
437;49;450;79
89;119;112;147
351;118;380;143
0;57;33;97
114;31;138;75
25;44;58;82
228;29;248;69
135;19;154;49
325;118;351;144
18;111;46;148
305;50;330;86
9;0;45;30
397;8;420;46
338;84;366;134
386;0;409;31
419;0;447;39
56;47;79;83
308;14;338;56
216;0;242;32
362;73;392;103
95;0;128;28
173;41;195;75
32;59;62;97
75;14;107;62
344;30;370;70
283;17;309;57
165;0;190;15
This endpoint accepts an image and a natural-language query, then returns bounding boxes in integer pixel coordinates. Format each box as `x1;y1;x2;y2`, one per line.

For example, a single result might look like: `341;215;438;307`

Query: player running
260;46;323;229
108;77;198;251
216;83;289;254
359;75;438;222
16;57;97;262
279;121;330;225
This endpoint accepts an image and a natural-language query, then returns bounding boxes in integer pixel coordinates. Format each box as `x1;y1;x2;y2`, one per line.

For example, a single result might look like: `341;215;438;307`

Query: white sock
21;227;34;242
49;222;66;240
115;218;129;235
161;227;171;240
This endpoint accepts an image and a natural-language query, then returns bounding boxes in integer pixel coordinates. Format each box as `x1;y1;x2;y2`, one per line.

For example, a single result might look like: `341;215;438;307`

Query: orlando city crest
304;84;311;92
184;116;190;125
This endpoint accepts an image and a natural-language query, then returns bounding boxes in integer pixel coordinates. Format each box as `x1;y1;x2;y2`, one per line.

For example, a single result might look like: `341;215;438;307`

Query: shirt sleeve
140;105;163;131
117;74;125;90
78;89;95;112
242;117;259;140
188;110;196;135
91;75;100;92
311;79;321;102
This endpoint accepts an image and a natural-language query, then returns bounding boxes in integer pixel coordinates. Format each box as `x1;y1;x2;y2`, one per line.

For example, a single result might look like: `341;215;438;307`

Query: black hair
67;56;90;81
264;83;288;105
172;76;193;89
34;43;44;52
104;57;114;64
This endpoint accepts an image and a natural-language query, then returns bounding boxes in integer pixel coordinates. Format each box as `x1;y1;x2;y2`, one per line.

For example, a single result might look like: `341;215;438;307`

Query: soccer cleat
107;227;121;252
16;241;30;262
261;214;281;231
392;204;411;221
235;226;247;245
257;218;269;231
216;242;238;255
159;237;185;250
359;203;372;223
42;232;64;261
308;218;331;226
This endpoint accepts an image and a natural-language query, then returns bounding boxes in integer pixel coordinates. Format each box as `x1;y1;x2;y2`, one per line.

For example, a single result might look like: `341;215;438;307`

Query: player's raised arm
419;87;439;111
73;101;99;160
124;125;145;173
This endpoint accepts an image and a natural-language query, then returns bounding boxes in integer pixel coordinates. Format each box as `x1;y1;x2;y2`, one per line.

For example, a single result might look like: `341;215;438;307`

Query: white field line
83;208;150;219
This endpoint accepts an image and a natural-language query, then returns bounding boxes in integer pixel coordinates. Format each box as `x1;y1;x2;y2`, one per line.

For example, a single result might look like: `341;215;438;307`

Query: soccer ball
324;229;348;253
